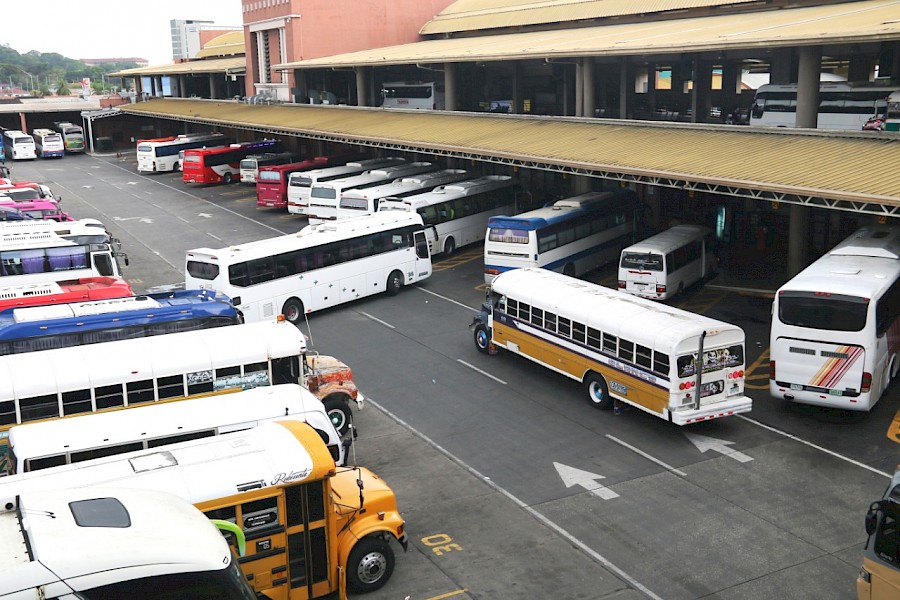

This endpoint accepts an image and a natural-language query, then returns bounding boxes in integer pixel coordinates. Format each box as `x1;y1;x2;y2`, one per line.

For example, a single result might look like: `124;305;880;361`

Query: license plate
790;383;803;391
829;389;843;396
700;381;724;398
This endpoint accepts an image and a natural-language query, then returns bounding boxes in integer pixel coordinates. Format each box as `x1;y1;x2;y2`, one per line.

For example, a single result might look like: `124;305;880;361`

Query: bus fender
337;518;408;569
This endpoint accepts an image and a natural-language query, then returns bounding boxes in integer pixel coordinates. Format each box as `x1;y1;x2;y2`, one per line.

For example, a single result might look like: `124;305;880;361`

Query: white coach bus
770;225;899;411
186;211;432;323
287;157;406;216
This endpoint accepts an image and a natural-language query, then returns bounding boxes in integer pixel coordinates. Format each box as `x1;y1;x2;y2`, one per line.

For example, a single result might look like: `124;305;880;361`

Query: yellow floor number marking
744;347;770;390
888;409;900;444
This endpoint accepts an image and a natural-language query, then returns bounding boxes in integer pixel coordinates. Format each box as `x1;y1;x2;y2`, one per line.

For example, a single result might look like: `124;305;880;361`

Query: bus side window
93;252;114;276
272;355;301;384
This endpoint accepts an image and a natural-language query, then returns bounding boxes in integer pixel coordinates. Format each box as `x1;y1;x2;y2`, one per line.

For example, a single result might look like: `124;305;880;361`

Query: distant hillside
0;44;140;90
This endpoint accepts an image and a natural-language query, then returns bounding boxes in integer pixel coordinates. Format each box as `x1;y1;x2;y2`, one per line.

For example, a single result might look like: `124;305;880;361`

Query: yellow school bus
0;419;407;598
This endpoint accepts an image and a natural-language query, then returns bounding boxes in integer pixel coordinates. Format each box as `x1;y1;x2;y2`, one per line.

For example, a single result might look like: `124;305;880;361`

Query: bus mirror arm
694;331;706;411
865;501;883;538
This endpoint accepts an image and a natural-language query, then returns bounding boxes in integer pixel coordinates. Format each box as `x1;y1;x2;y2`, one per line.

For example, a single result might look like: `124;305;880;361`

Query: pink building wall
241;0;456;97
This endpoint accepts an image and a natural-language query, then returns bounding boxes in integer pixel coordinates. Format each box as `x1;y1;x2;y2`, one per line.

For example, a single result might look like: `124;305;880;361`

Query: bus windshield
777;290;869;331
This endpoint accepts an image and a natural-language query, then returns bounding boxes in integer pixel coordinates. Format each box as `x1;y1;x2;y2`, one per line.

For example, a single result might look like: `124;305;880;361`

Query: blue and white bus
483;189;639;283
0;289;241;355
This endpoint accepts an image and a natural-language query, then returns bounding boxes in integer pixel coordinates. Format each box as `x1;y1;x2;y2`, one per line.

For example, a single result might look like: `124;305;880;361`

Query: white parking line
605;435;688;477
359;311;395;329
457;359;506;385
368;397;665;600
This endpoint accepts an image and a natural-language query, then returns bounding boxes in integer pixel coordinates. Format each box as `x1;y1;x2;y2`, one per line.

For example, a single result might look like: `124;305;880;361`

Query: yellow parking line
427;590;469;600
888;409;900;444
744;347;770;390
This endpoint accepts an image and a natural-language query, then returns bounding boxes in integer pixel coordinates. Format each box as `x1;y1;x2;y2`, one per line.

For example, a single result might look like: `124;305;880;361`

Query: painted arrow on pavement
684;432;753;463
553;462;619;500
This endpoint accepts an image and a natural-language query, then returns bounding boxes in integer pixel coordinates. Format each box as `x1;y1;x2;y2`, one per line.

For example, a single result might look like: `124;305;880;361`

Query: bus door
414;230;430;278
206;491;291;600
283;480;332;599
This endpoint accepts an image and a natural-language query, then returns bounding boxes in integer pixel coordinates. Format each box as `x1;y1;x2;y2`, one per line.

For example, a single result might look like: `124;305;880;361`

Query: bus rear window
258;171;281;182
621;252;663;271
488;228;529;244
778;291;869;332
137;143;152;152
290;177;312;188
186;261;219;281
183;154;201;164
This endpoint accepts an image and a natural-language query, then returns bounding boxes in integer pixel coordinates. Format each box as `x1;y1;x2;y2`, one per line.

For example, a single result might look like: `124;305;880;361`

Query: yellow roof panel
421;0;762;35
111;57;246;77
280;0;900;68
196;31;245;58
120;99;900;206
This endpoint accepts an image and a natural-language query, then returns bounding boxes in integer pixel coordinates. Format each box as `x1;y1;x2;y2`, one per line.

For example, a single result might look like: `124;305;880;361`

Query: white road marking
457;359;506;384
360;311;395;329
606;435;688;476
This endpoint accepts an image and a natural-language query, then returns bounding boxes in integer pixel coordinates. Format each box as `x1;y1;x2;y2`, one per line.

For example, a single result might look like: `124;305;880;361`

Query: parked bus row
0;122;83;161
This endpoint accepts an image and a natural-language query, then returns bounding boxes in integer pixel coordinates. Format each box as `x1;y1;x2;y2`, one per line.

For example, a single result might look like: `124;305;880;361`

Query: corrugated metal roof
120;99;900;207
195;31;245;58
421;0;762;35
279;0;900;68
111;57;246;77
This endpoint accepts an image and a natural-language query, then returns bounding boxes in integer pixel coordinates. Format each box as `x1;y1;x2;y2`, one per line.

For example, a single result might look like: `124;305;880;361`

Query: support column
295;70;308;103
878;41;900;81
721;60;741;122
646;61;657;115
445;62;457;112
848;55;873;82
583;57;595;118
209;74;219;99
787;204;809;277
796;45;822;128
691;58;712;123
179;76;187;98
511;62;522;114
18;112;27;133
575;58;584;117
355;67;368;107
618;57;630;119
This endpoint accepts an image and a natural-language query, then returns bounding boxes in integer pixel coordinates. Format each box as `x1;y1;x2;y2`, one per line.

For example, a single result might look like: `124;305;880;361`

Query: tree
55;80;71;96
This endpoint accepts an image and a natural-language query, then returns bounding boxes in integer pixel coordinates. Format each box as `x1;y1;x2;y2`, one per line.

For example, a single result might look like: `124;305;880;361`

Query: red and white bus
0;276;133;311
256;157;330;209
136;133;228;173
182;140;281;185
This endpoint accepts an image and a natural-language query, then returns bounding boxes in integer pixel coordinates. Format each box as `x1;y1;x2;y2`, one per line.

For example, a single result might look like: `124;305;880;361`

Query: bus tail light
617;280;625;289
484;267;500;276
861;372;872;392
656;284;666;294
770;360;775;378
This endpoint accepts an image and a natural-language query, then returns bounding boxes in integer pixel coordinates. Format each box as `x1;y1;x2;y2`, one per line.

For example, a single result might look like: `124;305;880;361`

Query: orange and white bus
472;268;752;425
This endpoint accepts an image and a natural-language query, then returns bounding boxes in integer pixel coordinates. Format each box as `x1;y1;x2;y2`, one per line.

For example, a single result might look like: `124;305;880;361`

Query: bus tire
563;263;576;277
444;237;456;256
584;373;613;410
281;298;304;323
347;536;395;594
474;324;491;354
223;172;233;184
323;396;352;436
172;162;180;172
386;270;403;296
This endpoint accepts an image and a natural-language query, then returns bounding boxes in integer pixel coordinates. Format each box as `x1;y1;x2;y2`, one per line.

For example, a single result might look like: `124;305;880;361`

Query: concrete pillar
511;62;522;114
209;74;218;99
18;113;27;132
691;58;712;123
445;62;458;111
721;60;741;121
295;70;308;103
787;204;809;277
878;41;900;81
574;176;592;194
583;57;595;118
619;57;630;119
796;46;822;128
575;59;584;117
179;76;187;98
646;61;657;114
848;55;873;82
770;48;794;85
355;67;368;107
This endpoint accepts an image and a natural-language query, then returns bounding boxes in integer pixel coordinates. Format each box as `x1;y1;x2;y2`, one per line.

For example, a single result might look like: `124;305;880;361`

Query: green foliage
0;43;141;89
55;80;71;96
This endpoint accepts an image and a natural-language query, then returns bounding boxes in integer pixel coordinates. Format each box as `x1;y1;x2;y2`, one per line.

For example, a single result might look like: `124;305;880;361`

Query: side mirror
865;501;883;536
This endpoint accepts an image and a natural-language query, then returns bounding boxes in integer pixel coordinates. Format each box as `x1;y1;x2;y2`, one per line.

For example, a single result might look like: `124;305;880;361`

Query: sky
5;1;244;66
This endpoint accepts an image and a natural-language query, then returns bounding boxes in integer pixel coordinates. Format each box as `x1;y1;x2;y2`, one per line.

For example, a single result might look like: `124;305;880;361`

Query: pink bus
0;198;73;222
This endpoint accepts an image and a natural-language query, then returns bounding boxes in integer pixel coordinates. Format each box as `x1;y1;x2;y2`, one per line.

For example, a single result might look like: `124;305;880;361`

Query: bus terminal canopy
275;0;900;69
120;99;900;216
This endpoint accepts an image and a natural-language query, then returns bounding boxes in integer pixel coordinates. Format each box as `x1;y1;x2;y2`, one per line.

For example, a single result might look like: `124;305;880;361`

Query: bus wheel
563;263;576;277
223;172;233;184
474;324;491;354
444;237;456;256
173;162;180;172
281;298;304;323
585;373;613;410
386;270;403;296
323;396;352;436
347;536;395;594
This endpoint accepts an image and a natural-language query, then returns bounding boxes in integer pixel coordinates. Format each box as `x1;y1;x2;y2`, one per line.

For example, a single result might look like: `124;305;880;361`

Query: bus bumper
669;395;752;425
